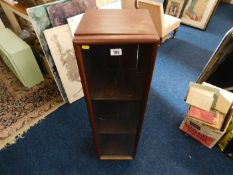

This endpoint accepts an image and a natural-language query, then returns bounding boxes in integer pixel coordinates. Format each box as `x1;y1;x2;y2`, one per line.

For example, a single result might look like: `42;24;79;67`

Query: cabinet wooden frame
74;42;158;160
73;9;159;160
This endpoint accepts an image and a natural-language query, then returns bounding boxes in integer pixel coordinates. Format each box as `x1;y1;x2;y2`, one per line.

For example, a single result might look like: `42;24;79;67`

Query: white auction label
110;48;122;56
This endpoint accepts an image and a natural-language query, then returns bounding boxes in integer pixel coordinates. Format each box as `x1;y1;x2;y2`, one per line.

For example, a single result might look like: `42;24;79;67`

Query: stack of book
180;82;233;148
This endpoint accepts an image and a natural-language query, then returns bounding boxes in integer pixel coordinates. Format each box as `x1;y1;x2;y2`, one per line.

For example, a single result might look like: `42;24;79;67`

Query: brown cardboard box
180;107;233;148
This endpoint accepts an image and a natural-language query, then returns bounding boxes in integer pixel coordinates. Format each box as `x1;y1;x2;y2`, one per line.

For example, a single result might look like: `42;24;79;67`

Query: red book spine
188;106;215;124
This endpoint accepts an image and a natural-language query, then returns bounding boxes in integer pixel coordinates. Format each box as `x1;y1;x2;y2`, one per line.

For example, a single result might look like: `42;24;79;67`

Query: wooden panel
75;9;157;36
73;34;159;44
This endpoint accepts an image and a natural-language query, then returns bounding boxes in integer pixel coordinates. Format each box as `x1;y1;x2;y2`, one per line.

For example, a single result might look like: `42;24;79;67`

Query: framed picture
27;0;69;102
181;0;220;30
44;25;84;103
47;0;96;27
165;0;185;18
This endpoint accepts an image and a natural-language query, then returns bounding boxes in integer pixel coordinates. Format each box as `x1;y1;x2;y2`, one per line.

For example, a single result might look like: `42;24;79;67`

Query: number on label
110;48;122;56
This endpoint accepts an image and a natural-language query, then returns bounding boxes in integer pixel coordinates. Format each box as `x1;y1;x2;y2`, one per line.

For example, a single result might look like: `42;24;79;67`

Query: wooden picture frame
181;0;220;30
165;0;185;18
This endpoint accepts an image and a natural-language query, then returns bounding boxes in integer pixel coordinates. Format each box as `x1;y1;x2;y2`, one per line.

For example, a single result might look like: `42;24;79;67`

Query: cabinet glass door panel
81;44;151;100
93;100;141;134
98;134;136;159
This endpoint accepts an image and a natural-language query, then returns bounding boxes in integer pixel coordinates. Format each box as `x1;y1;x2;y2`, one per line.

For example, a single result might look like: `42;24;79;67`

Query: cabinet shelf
89;69;146;101
93;101;141;134
98;134;135;159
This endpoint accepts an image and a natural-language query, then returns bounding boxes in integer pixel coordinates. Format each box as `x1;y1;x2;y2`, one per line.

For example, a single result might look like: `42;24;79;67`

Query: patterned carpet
0;58;64;149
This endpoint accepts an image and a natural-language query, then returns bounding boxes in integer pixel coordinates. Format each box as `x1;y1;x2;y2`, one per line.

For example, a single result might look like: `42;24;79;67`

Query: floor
0;3;232;175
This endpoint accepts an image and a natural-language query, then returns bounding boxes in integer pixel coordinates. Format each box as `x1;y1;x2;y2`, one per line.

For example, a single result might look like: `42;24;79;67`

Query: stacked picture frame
164;0;220;30
2;0;122;104
26;0;96;103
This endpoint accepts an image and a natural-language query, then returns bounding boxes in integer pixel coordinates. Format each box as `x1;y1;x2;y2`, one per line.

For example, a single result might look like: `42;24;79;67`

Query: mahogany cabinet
73;9;159;160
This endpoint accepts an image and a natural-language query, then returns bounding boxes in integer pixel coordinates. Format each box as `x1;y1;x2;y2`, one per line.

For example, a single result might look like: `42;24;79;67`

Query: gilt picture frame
181;0;220;30
165;0;185;18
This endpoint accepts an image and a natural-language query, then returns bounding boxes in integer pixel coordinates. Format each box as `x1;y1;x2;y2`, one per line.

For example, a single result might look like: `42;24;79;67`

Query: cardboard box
218;115;233;151
180;107;233;148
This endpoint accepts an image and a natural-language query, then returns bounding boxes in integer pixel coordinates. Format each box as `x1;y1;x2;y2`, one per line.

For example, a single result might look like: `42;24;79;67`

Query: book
186;83;218;111
202;82;233;114
189;110;225;130
188;106;216;124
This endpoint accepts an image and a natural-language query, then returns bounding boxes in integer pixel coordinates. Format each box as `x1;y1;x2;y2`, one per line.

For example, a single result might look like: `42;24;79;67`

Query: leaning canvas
44;25;84;103
67;13;84;36
181;0;219;30
26;0;69;102
47;0;96;27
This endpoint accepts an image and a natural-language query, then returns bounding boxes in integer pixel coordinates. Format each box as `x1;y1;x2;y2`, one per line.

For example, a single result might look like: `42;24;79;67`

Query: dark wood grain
76;9;157;36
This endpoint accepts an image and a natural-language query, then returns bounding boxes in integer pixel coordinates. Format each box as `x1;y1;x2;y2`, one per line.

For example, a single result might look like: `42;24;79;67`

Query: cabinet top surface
75;9;158;39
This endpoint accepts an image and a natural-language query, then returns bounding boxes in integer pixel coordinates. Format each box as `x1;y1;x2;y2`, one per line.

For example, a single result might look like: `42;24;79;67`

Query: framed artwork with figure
181;0;220;30
165;0;185;18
